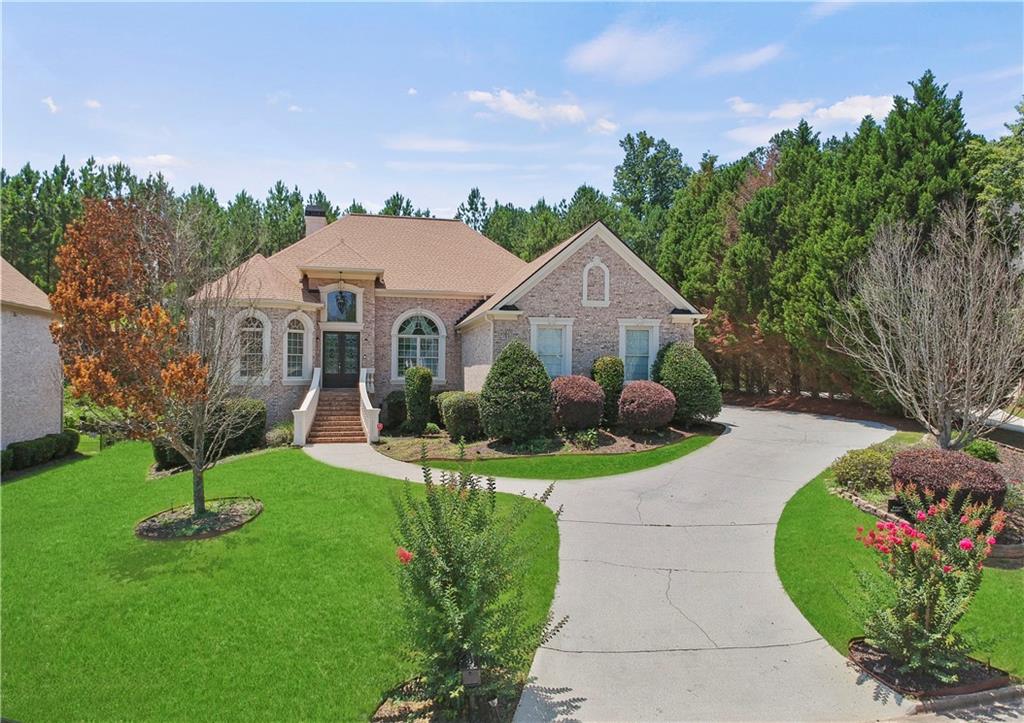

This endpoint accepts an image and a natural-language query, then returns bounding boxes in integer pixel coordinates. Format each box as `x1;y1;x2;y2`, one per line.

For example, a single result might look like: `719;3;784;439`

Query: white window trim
232;308;272;385
582;256;610;308
618;319;661;381
391;308;447;384
281;311;313;385
529;316;574;377
319;281;363;330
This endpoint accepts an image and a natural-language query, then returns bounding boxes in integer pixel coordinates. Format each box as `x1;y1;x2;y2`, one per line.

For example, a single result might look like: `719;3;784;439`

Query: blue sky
3;2;1021;216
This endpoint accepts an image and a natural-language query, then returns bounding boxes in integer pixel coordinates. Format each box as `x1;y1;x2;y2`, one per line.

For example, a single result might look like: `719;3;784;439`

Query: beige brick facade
1;308;63;448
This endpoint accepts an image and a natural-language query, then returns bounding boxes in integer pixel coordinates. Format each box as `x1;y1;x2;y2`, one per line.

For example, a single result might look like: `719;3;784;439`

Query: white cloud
700;43;784;75
727;96;763;116
588;117;619;135
93;155;122;165
464;89;586;125
407;87;418;96
813;94;893;122
41;96;60;113
807;2;853;20
723;121;792;147
384;133;557;153
769;100;819;119
288;104;308;113
84;99;102;109
136;153;186;168
566;22;698;84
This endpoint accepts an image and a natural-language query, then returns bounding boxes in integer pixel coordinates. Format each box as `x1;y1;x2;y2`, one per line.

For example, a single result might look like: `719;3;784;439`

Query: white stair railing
292;367;322;446
359;368;381;443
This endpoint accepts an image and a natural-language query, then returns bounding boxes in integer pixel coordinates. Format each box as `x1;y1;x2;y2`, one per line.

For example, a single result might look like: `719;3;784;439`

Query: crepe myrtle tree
50;196;270;516
833;201;1024;449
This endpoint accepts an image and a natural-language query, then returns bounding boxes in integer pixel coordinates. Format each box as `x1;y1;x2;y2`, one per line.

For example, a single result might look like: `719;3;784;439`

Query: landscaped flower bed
135;496;263;540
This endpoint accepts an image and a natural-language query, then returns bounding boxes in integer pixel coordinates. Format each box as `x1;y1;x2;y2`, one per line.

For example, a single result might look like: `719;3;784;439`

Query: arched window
582;257;610;307
325;289;358;322
392;310;446;381
285;318;305;379
239;316;265;378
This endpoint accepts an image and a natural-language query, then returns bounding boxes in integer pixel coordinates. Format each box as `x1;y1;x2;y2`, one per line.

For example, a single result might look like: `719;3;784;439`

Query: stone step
308;435;366;443
311;424;364;433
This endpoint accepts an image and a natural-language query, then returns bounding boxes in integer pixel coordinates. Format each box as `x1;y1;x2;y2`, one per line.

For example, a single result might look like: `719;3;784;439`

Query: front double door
323;331;360;388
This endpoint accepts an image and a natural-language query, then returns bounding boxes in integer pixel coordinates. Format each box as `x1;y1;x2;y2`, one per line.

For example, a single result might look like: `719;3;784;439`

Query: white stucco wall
1;307;63;448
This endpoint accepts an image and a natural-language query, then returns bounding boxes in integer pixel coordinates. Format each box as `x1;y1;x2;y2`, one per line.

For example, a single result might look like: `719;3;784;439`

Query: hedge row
891;447;1007;510
2;429;80;474
152;398;267;470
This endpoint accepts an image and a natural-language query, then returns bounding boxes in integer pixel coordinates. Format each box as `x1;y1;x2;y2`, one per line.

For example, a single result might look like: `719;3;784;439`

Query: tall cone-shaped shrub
480;340;552;441
657;343;722;427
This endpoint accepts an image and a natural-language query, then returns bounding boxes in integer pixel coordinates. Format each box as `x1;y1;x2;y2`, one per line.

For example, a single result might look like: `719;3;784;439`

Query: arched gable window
282;312;313;382
325;290;357;322
582;257;610;307
391;309;446;382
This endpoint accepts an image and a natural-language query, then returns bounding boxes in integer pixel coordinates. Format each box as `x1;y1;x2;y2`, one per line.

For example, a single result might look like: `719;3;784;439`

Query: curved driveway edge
305;406;918;721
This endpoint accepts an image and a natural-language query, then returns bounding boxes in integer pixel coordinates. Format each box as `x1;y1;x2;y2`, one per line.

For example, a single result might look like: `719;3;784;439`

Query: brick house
216;208;703;443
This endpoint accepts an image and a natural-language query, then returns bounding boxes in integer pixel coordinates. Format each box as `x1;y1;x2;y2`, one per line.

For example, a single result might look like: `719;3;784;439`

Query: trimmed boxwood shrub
480;340;552;442
891;448;1007;510
650;343;671;384
964;438;1000;463
440;392;483;442
831;447;893;492
551;375;604;431
403;366;433;435
591;356;624;426
657;343;722;427
618;381;676;433
1;448;11;475
4;429;80;472
432;391;460;428
381;390;407;430
152;398;267;470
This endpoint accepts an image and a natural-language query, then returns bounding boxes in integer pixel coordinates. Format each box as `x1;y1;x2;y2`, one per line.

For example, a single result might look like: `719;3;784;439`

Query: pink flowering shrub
856;482;1006;682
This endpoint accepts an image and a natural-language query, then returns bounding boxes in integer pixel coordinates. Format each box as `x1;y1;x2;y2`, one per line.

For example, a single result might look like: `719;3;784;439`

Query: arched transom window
325;289;358;322
393;312;445;380
239;316;265;378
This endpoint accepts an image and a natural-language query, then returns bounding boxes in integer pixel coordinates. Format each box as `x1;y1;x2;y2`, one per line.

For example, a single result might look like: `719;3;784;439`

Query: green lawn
426;433;717;479
0;443;559;721
775;440;1024;677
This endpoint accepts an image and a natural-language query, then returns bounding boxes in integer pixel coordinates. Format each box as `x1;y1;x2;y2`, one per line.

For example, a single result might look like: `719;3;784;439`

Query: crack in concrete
561;557;771;575
633;473;681;525
664;569;719;649
540;636;825;655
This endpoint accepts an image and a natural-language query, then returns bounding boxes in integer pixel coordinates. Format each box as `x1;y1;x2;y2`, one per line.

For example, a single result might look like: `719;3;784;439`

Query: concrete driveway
306;406;918;721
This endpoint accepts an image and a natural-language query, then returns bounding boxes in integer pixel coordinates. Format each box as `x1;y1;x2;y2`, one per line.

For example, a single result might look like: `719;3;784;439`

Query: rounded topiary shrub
432;391;459;428
650;343;671;383
551;375;605;431
831;447;893;492
441;392;483;442
964;438;1000;463
891;448;1007;510
618;381;676;433
657;343;722;427
404;366;433;435
480;340;552;442
591;356;624;426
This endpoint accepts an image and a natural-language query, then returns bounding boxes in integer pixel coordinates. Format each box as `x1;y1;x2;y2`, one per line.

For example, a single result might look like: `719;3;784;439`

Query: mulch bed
723;391;924;430
135;496;263;541
848;638;1011;699
372;679;517;722
378;423;722;463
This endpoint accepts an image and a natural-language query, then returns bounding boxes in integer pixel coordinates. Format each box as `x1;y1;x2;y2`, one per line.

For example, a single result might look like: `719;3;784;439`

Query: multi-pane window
239;316;265;378
624;328;651;381
397;315;440;376
536;327;565;378
286;318;305;378
326;290;357;322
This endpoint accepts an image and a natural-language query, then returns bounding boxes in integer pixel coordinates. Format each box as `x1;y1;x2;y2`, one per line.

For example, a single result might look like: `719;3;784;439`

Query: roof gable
457;222;697;328
1;258;52;315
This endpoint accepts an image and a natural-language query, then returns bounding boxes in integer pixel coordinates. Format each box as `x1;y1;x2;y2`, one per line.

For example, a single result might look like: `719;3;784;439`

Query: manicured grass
0;443;559;721
775;440;1024;677
426;432;717;479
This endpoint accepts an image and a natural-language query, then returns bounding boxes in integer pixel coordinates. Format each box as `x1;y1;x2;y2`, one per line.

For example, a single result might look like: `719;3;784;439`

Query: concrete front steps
308;389;366;444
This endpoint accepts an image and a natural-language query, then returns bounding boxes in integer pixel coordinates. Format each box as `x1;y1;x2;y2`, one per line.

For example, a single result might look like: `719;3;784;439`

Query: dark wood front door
323;331;359;388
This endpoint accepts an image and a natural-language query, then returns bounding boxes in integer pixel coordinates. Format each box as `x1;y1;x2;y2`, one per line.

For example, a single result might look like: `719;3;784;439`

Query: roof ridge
347;213;462;223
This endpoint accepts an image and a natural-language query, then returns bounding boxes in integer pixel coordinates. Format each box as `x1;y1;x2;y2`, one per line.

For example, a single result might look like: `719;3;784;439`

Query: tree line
2;70;1021;406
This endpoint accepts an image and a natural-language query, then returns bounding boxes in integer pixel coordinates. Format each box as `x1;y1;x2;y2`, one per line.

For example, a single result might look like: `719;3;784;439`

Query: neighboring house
1;259;63;449
214;208;704;443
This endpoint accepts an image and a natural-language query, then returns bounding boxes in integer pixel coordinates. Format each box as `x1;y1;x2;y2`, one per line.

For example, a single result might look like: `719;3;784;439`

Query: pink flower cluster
856;519;927;555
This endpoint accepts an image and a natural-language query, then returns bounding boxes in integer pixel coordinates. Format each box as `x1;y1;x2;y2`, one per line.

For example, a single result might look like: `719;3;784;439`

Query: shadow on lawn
105;519;259;583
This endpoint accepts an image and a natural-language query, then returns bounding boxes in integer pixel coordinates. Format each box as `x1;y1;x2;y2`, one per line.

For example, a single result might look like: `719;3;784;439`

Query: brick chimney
304;205;327;237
